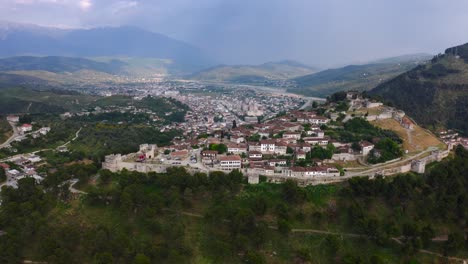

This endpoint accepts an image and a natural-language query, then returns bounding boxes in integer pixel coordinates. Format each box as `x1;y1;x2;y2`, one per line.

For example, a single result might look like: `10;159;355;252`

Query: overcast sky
1;0;468;67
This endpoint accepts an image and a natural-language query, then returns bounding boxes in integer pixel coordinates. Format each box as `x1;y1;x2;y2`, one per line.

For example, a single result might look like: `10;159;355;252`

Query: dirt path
407;128;413;145
169;208;467;262
392;238;467;263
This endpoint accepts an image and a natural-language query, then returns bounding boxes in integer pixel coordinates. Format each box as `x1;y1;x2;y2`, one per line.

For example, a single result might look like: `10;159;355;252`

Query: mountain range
189;60;318;84
0;21;212;72
287;53;432;97
371;43;468;135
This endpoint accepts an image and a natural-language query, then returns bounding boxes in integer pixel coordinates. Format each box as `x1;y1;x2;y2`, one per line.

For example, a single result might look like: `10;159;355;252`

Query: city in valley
1;3;468;262
1;78;465;190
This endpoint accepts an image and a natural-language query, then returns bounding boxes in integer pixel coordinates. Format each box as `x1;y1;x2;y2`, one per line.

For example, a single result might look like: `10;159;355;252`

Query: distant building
401;117;414;130
248;151;262;159
19;124;32;133
6;115;19;122
219;155;242;170
283;132;301;140
360;141;374;156
260;139;276;153
230;135;245;144
227;143;247;154
365;101;383;108
39;127;51;135
296;150;307;160
244;116;258;124
170;150;188;160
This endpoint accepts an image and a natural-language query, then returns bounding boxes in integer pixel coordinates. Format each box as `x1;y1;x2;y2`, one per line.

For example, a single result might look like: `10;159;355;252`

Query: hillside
2;148;468;263
0;56;195;86
0;56;126;74
190;60;317;84
371;43;468;135
0;87;96;114
287;54;431;97
0;21;212;72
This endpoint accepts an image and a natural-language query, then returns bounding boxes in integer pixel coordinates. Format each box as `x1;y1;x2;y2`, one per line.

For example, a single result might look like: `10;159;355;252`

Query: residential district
1;88;467;189
99;91;465;186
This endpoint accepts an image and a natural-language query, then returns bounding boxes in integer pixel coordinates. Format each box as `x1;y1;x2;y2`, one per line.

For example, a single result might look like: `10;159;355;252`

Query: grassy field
351;106;385;116
372;118;444;154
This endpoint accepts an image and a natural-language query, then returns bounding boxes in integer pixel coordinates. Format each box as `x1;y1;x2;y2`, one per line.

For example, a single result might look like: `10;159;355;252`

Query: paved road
0;121;19;149
59;127;82;148
66;179;87;194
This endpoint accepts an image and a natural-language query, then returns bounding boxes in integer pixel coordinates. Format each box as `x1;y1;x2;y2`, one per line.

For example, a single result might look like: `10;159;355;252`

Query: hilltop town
102;90;461;185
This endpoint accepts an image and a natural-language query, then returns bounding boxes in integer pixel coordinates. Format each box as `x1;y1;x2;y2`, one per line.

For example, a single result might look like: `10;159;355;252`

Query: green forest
371;45;468;136
0;115;12;143
1;147;467;263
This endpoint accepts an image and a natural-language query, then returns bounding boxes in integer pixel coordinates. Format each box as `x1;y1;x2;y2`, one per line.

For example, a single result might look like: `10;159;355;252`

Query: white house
296;150;307;160
227;143;247;154
230;135;245;144
360;141;374;156
260;139;276;153
39;127;51;135
309;116;330;125
248;151;262;159
219;155;242;170
283;132;301;140
303;137;329;146
19;124;33;133
7;115;19;122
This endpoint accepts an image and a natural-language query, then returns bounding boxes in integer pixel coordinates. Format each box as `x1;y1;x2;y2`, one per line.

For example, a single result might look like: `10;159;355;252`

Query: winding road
0;121;19;149
0;127;82;163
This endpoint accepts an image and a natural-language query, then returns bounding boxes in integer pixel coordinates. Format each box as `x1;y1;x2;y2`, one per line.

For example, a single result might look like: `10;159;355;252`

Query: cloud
111;1;138;14
79;0;91;11
2;0;468;66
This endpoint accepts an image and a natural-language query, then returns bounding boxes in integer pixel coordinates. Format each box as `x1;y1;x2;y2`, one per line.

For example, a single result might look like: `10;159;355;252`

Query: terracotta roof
360;141;374;147
202;150;218;155
171;150;188;156
218;155;241;161
260;139;276;144
227;143;247;148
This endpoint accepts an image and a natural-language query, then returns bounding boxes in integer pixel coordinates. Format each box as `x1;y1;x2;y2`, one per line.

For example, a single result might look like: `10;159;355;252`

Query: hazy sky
2;0;468;66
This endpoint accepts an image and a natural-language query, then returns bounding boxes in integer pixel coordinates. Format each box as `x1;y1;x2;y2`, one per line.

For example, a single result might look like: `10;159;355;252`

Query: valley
0;15;467;264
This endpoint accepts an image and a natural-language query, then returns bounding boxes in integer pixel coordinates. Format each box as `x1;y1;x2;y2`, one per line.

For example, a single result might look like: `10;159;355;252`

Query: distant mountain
0;56;126;74
371;43;468;135
287;54;432;97
190;60;318;84
0;21;212;72
0;56;197;86
369;53;433;64
0;72;53;88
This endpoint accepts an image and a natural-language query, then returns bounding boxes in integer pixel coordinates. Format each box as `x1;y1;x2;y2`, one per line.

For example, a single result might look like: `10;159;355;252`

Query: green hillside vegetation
0;72;54;88
0;89;188;159
0;87;97;114
371;43;468;135
0;88;188;120
92;57;193;76
0;56;126;74
0;112;182;160
287;54;431;97
0;115;12;143
1;147;467;263
191;60;317;84
0;56;203;87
